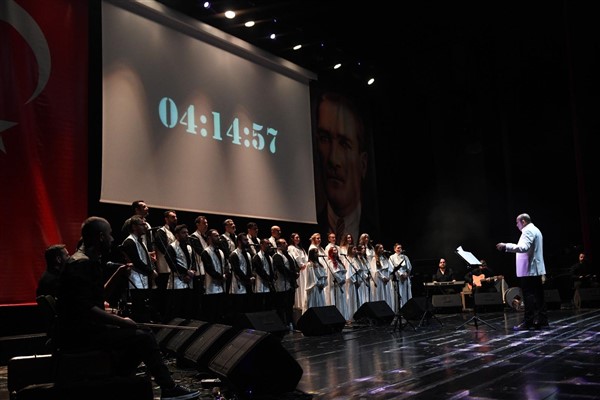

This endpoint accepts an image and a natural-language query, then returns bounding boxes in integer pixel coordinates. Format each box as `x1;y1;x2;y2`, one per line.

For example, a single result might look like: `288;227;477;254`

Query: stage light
270;33;276;40
203;2;210;9
367;78;375;85
293;44;302;50
224;10;236;19
333;63;341;69
244;21;255;27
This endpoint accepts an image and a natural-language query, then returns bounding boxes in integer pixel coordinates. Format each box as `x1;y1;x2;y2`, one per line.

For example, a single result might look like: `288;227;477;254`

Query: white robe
305;261;327;309
288;244;308;312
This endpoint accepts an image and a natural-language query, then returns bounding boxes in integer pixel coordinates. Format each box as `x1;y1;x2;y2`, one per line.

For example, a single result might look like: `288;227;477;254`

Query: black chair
35;295;58;350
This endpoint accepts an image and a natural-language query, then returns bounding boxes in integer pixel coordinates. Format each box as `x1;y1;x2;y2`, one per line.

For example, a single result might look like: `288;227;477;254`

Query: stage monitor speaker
164;320;209;357
297;306;345;336
234;310;288;339
182;323;237;373
431;294;462;312
209;329;302;396
544;289;561;310
154;317;188;349
474;292;504;312
400;297;431;320
579;288;600;307
353;301;395;325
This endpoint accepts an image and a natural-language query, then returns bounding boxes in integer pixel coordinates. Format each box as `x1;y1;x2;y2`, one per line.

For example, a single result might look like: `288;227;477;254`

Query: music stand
454;246;497;330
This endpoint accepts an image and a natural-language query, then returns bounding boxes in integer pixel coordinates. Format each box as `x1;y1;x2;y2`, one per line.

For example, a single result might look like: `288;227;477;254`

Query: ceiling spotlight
269;33;276;40
244;21;255;27
367;78;375;85
333;63;341;69
203;2;210;9
224;10;236;19
293;44;302;50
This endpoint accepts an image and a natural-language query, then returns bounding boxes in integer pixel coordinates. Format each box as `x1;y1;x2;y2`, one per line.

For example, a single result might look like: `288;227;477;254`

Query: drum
505;287;524;311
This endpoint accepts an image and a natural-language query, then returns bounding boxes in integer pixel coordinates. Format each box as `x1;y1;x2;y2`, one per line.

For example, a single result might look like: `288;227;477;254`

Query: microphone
383;250;393;255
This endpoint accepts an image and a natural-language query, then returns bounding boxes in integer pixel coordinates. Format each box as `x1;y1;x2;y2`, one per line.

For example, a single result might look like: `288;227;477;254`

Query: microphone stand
360;256;377;288
322;258;344;295
390;260;415;332
342;254;367;303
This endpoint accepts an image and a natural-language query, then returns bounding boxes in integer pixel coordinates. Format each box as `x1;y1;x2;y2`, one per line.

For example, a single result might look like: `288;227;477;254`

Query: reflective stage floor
2;307;600;400
285;307;600;400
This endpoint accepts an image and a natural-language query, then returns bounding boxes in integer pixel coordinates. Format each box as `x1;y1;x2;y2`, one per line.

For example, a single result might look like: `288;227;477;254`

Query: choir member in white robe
305;248;327;309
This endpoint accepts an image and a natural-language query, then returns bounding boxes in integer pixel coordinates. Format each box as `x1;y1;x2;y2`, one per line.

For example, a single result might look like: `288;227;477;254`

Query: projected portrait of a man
313;90;379;241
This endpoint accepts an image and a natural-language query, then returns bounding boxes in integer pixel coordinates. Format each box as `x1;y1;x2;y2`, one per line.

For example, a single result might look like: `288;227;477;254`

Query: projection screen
101;0;317;223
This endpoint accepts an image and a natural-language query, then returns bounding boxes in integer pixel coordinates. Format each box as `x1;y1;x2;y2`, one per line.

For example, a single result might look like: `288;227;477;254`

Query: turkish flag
0;0;88;304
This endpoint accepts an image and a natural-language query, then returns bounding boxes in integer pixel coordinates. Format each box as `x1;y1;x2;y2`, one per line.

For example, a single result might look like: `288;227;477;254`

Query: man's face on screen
317;98;367;217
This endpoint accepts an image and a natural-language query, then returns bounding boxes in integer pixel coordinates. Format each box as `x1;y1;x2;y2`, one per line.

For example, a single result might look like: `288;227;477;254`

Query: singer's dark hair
174;224;188;235
126;215;145;233
163;210;176;218
247;222;258;230
81;216;111;246
308;248;319;262
131;200;145;213
289;232;301;244
45;244;67;267
236;233;248;244
207;229;219;242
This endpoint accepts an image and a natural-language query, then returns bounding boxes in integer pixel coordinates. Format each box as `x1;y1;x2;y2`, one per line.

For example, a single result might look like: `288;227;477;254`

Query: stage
2;305;600;400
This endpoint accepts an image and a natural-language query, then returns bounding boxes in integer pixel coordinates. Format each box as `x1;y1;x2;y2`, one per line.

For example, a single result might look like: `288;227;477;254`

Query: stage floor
2;306;600;399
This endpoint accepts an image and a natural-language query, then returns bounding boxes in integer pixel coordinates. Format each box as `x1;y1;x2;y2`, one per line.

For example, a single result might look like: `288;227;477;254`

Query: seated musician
571;252;596;288
432;258;456;294
464;259;498;294
572;252;597;308
57;217;199;400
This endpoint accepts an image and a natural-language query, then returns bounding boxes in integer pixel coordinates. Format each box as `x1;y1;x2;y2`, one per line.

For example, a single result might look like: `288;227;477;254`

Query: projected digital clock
158;97;279;154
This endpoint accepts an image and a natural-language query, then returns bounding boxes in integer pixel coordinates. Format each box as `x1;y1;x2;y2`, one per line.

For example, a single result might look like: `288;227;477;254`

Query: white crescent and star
0;0;52;154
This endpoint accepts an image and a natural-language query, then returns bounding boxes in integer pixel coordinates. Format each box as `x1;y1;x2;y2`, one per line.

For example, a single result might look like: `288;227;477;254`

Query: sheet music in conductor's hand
456;246;481;266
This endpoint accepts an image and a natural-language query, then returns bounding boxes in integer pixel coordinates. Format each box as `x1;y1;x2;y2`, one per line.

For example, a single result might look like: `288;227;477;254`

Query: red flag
0;0;88;304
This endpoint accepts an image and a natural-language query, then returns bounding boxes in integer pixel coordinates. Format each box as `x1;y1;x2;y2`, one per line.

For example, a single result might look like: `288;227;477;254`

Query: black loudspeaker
474;292;504;312
353;301;395;325
297;306;345;336
544;289;561;310
431;294;462;312
234;310;288;339
579;288;600;307
209;329;303;395
164;320;209;357
154;317;188;350
400;297;430;320
182;323;238;373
